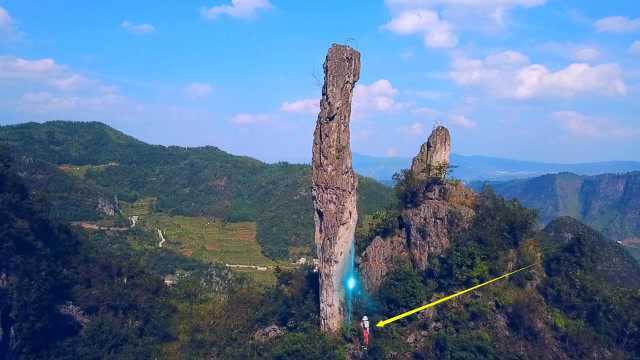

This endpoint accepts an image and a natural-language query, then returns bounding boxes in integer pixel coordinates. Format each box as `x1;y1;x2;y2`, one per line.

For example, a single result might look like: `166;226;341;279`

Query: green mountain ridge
3;131;640;358
362;185;640;358
0;121;394;259
475;172;640;246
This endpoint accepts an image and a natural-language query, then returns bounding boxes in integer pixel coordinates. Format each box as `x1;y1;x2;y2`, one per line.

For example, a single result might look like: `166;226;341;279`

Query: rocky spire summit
410;125;451;179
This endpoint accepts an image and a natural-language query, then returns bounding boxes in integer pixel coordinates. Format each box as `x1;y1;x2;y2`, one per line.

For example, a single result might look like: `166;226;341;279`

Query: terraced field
141;215;290;284
121;197;156;217
58;162;119;178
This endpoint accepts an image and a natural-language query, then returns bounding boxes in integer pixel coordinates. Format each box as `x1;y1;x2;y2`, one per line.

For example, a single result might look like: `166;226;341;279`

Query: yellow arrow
376;263;537;328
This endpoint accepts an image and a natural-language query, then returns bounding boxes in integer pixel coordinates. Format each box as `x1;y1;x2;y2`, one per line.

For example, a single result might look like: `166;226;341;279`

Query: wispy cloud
0;56;125;114
448;114;476;128
280;98;319;115
281;79;407;119
0;6;13;32
201;0;272;20
353;79;405;114
594;16;640;33
553;111;640;139
399;121;426;137
412;106;439;118
382;0;546;49
230;113;271;125
382;9;457;48
449;51;626;99
121;21;156;35
184;82;213;99
0;6;21;42
630;41;640;55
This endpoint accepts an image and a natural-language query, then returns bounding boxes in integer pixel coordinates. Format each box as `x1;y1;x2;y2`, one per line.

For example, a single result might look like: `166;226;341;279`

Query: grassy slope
0;121;394;259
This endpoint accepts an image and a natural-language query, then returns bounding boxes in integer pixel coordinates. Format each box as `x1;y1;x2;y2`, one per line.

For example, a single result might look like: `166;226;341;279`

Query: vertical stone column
410;125;451;180
312;44;360;334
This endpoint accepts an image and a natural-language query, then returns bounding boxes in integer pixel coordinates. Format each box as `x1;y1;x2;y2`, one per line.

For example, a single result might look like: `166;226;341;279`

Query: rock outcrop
402;184;451;270
312;44;360;334
359;126;476;290
253;325;286;343
359;235;409;292
410;125;451;179
96;196;117;217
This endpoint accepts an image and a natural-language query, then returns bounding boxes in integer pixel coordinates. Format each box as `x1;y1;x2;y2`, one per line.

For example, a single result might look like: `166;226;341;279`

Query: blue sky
0;0;638;163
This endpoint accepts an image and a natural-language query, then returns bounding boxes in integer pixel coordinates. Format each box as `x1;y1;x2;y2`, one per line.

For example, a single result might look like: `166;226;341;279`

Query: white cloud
412;106;439;117
484;50;529;65
594;16;640;33
20;91;124;113
574;47;601;62
385;0;544;7
0;57;59;79
0;56;101;92
353;79;402;113
382;10;458;48
448;114;476;128
201;0;272;20
385;147;399;157
553;111;640;139
538;42;602;62
53;74;89;91
412;90;448;100
184;83;213;99
230;113;271;125
0;6;12;32
121;21;155;35
399;122;426;136
0;56;126;115
280;98;319;114
383;0;545;48
449;51;626;99
281;80;403;118
630;41;640;55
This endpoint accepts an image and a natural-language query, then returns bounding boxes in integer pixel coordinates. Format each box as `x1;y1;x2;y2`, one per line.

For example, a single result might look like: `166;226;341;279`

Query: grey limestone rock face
402;187;451;271
358;126;475;286
312;44;360;334
358;235;409;292
410;125;451;180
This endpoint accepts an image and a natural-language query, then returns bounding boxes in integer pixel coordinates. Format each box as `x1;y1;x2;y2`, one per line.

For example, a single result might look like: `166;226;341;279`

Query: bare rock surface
359;126;476;285
402;185;451;270
312;44;360;333
410;125;451;179
359;235;408;292
253;325;285;343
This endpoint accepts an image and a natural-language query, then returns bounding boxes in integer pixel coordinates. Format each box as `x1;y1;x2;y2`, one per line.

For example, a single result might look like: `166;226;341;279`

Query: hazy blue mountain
352;152;640;184
473;172;640;263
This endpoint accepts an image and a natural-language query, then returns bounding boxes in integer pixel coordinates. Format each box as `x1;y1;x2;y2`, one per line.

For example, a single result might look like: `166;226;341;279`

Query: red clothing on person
363;329;369;347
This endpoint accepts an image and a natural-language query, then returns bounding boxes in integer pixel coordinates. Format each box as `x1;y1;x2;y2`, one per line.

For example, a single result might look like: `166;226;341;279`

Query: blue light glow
347;277;356;290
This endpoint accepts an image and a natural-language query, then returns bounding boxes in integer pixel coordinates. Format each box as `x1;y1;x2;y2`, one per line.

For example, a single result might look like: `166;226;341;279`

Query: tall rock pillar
312;44;360;334
410;125;451;180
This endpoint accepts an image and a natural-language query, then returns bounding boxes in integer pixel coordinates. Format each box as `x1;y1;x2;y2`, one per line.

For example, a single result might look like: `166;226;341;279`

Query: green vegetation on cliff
368;187;640;358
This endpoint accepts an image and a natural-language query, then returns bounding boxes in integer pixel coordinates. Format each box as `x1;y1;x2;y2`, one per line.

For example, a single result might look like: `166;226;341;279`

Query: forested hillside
0;149;333;359
356;181;640;358
3;142;640;358
474;172;640;260
0;121;394;259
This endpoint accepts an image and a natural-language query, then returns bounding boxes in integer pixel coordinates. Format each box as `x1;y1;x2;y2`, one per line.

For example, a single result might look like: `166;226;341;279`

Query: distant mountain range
352;153;640;184
472;172;640;247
